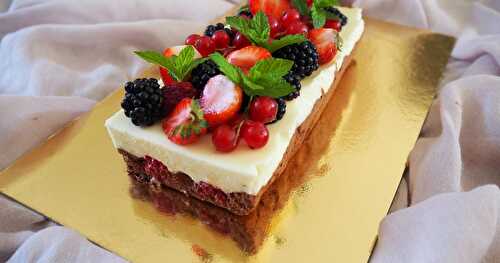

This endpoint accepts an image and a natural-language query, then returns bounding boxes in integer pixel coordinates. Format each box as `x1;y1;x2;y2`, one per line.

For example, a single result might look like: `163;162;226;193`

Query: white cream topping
105;7;365;195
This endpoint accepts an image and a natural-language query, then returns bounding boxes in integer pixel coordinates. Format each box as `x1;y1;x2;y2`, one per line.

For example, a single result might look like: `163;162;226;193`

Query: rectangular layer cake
106;7;365;216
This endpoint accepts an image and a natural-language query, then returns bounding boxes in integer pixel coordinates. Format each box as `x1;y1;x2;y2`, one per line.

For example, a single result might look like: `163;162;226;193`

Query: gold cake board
0;17;454;262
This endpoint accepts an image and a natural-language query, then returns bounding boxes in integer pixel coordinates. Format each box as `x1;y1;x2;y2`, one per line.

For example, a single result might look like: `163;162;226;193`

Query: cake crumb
192;244;213;262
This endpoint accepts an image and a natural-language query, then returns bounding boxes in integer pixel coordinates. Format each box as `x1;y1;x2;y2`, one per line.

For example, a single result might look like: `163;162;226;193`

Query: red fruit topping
281;9;301;28
324;20;341;31
195;36;216;57
212;30;230;49
268;15;283;38
232;32;251;50
162;98;208;145
212;124;240;152
241;120;269;149
249;96;278;123
185;34;201;46
285;20;308;35
249;0;291;19
308;28;338;64
162;82;197;116
226;46;271;73
200;75;243;127
306;0;313;7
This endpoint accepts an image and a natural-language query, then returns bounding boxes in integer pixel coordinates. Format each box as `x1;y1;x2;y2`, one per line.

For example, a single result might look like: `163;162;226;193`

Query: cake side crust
118;55;354;216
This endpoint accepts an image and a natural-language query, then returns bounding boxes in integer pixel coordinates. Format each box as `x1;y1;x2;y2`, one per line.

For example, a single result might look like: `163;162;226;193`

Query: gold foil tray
0;17;454;262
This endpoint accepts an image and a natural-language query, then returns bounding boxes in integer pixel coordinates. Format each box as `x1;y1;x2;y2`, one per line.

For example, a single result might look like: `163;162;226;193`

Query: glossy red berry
249;96;278;123
306;0;313;7
212;124;239;152
233;32;251;49
241;120;269;149
194;36;216;57
212;30;230;49
185;34;200;46
268;16;282;38
324;20;341;31
281;9;301;28
286;21;308;35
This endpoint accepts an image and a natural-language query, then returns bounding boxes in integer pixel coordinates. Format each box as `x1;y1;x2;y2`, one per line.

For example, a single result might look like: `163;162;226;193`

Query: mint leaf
135;46;205;82
226;11;269;47
248;76;295;98
249;58;294;80
208;53;242;84
174;46;196;81
252;11;270;45
267;34;308;53
209;54;295;99
292;0;310;16
314;0;339;8
311;5;326;28
134;50;180;81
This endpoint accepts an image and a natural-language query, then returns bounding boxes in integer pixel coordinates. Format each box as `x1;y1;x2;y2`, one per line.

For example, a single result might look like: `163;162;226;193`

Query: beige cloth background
0;0;499;262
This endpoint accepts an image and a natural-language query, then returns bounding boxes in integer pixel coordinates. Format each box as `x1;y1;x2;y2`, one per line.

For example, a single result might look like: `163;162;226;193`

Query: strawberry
308;28;338;65
200;75;243;127
162;98;208;145
226;46;271;73
249;0;291;19
159;45;201;84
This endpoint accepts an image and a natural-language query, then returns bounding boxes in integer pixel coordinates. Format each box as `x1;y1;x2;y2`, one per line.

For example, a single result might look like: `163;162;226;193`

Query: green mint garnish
226;11;307;52
209;53;295;98
292;0;341;29
134;46;207;82
292;0;310;17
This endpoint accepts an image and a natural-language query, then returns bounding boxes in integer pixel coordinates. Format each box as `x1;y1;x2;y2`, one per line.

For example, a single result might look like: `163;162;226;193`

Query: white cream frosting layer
105;7;364;195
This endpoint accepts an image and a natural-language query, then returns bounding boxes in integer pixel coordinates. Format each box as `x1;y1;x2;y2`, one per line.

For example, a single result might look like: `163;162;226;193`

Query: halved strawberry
308;28;338;65
159;45;201;85
226;46;271;73
249;0;291;19
200;75;243;127
162;98;208;145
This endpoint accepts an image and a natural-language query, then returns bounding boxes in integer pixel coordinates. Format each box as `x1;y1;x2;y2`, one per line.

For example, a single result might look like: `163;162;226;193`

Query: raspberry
161;82;198;116
144;155;166;179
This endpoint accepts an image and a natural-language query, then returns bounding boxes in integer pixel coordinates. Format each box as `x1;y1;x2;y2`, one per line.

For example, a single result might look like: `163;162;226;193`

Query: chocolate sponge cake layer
118;56;353;216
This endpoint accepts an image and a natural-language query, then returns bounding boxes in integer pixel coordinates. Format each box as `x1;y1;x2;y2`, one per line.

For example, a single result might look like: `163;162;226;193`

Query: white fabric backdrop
0;0;499;262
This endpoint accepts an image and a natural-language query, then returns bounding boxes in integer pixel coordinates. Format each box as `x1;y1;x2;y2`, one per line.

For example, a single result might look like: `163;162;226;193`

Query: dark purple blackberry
121;78;164;127
238;10;253;18
204;23;225;37
190;60;221;90
271;98;286;124
324;7;348;26
282;73;301;101
273;41;319;80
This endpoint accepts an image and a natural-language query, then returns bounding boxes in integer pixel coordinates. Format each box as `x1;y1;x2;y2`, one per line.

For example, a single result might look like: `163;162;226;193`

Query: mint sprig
292;0;341;29
226;11;270;47
226;11;307;52
134;46;206;82
209;53;295;98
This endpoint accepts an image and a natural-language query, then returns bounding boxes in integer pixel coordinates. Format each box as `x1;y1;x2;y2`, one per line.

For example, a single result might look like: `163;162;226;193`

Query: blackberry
282;73;301;101
271;98;286;124
324;7;348;26
273;41;319;80
204;23;225;37
190;60;221;90
121;78;164;127
238;10;253;18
